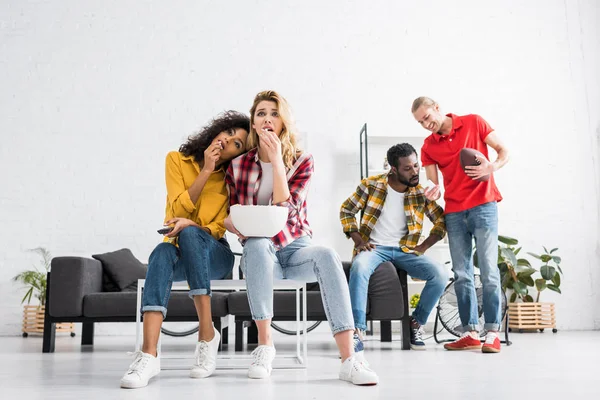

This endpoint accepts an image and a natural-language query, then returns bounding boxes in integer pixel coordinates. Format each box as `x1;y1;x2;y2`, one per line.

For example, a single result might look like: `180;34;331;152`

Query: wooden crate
508;302;556;331
22;305;74;336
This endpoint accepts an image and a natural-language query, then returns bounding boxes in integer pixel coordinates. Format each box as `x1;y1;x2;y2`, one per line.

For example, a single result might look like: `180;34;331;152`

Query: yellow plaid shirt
340;174;446;254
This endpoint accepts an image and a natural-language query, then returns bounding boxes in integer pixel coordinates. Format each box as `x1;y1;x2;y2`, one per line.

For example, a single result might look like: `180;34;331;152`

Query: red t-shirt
421;113;502;214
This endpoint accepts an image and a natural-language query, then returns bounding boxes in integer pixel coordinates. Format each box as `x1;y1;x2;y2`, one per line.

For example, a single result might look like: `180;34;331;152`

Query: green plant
527;247;562;302
12;247;52;306
409;293;420;309
484;236;563;303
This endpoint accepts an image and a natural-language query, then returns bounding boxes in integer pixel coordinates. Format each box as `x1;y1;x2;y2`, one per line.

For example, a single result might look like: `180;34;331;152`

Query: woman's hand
164;217;198;237
259;129;283;164
203;141;223;172
224;215;247;240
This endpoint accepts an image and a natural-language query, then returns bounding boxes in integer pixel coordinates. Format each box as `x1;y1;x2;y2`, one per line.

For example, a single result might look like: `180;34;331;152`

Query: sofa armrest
49;256;103;318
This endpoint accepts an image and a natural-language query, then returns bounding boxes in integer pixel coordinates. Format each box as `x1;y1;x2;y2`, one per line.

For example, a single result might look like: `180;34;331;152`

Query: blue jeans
349;246;448;330
241;236;354;335
141;226;235;319
445;202;501;332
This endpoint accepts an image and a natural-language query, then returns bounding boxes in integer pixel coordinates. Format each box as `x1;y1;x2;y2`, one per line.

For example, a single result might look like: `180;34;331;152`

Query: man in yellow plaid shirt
340;143;448;351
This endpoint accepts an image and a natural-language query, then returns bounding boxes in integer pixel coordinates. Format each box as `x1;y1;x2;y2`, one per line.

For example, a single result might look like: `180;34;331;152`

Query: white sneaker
190;327;221;378
248;345;276;379
120;351;160;389
339;355;379;386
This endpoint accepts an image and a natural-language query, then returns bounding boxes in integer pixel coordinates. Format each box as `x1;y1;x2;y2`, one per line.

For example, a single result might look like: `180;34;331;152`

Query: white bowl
229;205;288;238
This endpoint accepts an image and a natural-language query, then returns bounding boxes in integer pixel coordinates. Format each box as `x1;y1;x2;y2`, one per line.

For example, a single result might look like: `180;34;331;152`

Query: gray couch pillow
92;248;147;291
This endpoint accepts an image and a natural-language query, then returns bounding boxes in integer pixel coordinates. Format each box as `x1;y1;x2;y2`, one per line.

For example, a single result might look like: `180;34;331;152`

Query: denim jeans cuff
463;324;480;332
354;322;367;332
252;314;274;321
142;305;167;319
331;325;355;336
411;312;427;327
188;288;210;298
484;323;500;332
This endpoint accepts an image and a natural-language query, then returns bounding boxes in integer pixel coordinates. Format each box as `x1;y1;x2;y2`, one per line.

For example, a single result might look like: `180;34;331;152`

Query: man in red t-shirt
411;97;509;353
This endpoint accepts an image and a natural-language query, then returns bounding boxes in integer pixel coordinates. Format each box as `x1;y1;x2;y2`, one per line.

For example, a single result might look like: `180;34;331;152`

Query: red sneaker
444;333;482;351
482;335;501;353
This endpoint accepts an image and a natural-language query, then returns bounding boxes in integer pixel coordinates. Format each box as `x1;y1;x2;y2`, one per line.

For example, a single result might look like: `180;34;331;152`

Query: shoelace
351;357;374;374
125;351;148;376
413;325;425;341
484;334;498;344
460;331;478;340
195;342;210;365
250;346;273;367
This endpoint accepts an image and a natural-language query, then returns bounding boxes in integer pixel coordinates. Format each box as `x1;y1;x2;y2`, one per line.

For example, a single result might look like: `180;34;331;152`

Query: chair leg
81;322;94;346
235;321;243;352
380;321;392;342
222;326;229;345
42;272;56;353
42;320;56;353
247;321;258;345
401;317;411;350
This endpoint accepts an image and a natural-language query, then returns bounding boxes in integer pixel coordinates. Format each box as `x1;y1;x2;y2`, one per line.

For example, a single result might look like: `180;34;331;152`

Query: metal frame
135;279;308;369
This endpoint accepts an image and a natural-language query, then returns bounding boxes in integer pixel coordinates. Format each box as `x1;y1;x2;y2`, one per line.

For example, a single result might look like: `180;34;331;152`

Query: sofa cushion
82;291;229;318
92;248;147;291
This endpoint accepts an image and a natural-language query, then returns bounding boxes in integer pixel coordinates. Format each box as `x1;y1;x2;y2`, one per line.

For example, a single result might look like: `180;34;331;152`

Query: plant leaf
552;273;561;287
551;256;562;264
512;281;528;295
517;258;531;267
541;265;556;280
557;265;563;274
516;267;536;277
524;295;534;302
543;246;549;254
550;248;558;254
547;284;561;294
500;248;518;268
540;254;552;263
527;252;542;260
519;275;535;287
510;292;517;302
498;235;519;245
535;279;547;292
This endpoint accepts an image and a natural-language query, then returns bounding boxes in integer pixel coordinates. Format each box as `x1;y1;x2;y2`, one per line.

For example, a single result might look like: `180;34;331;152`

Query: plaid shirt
225;148;313;249
340;173;446;254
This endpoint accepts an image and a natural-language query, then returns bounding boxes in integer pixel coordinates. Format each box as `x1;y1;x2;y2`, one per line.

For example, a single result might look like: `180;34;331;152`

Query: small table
135;279;308;369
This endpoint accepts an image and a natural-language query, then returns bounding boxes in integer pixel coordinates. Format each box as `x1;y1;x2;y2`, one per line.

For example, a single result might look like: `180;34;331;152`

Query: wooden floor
2;327;598;399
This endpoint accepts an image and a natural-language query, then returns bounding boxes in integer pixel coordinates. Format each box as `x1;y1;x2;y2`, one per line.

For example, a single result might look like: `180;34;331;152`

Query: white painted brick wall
0;0;598;335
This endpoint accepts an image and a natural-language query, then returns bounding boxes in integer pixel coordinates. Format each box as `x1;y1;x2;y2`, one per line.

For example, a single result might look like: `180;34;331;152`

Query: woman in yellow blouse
121;111;249;389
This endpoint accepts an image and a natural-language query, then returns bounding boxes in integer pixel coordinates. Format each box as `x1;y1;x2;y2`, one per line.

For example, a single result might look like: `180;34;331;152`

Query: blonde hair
411;96;438;113
248;90;301;169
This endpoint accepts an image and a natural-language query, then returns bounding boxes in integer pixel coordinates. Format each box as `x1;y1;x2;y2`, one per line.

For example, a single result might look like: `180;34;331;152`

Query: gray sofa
43;256;410;353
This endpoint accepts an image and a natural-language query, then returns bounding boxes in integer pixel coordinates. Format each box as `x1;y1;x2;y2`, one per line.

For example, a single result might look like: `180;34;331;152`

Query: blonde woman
224;91;379;386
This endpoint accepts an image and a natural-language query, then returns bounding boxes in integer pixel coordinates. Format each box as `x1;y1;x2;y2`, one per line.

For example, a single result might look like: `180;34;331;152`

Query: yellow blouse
164;151;228;240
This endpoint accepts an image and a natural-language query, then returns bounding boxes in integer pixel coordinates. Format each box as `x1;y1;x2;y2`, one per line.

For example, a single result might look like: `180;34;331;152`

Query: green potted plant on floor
12;248;74;337
494;239;561;332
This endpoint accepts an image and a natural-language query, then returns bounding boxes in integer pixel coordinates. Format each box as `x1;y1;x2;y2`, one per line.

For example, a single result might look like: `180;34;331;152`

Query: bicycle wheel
437;275;507;337
270;321;322;335
160;322;199;337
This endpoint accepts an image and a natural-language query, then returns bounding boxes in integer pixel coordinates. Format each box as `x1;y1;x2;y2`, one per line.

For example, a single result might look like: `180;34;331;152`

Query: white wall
1;0;598;335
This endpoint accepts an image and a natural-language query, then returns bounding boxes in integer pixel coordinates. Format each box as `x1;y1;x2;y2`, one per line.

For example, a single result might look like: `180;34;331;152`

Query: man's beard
397;175;419;187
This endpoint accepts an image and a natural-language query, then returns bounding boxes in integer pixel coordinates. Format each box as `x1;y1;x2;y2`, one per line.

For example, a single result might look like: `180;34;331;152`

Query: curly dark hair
387;143;418;169
179;110;250;164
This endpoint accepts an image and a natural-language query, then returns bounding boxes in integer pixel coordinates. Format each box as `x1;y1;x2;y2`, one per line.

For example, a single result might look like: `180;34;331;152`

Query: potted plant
12;248;74;337
492;238;561;332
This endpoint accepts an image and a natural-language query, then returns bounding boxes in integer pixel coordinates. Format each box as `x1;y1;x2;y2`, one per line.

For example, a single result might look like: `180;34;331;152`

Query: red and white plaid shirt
225;148;313;249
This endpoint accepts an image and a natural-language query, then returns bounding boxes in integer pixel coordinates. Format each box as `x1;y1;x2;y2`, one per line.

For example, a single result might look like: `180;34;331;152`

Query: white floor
2;327;599;399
